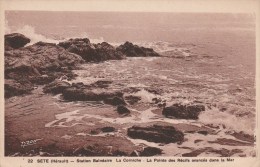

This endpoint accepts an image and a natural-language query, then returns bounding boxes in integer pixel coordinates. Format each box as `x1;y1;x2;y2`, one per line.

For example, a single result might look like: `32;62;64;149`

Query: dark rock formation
197;130;208;135
5;79;34;98
71;82;88;89
5;33;30;50
130;147;163;157
139;147;163;156
162;104;205;120
230;132;255;143
208;138;253;146
58;38;125;62
100;127;116;133
62;86;123;102
93;42;125;61
5;40;84;97
117;105;130;115
5;42;83;78
29;74;57;85
90;80;113;88
90;127;116;135
43;80;71;94
117;41;160;57
127;125;184;144
104;96;126;106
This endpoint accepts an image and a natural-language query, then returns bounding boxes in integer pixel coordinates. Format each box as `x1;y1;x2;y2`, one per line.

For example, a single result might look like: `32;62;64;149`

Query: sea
5;11;256;156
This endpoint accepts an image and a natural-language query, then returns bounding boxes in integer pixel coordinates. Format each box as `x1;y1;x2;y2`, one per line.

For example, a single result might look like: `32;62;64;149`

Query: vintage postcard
0;0;259;167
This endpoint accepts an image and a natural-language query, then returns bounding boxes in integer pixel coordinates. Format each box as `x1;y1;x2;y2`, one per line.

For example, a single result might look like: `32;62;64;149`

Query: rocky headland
4;33;160;98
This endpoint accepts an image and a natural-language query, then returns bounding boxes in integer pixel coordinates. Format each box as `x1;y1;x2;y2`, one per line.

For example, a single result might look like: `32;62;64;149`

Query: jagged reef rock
140;147;163;156
162;104;205;120
127;125;184;144
5;41;84;78
5;40;84;98
130;147;163;157
58;38;125;62
43;80;71;94
5;79;34;98
5;33;30;50
116;41;160;57
90;80;113;88
90;127;116;135
117;105;131;115
104;96;126;106
62;85;123;102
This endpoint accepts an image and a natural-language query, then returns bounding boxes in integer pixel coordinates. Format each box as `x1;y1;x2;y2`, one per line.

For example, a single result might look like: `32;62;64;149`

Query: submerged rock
71;82;88;89
117;41;160;57
230;132;255;143
130;147;163;157
139;147;163;156
117;105;131;115
197;130;208;135
62;86;123;102
162;104;205;120
90;127;116;135
104;96;126;106
29;74;56;85
5;33;30;50
100;127;116;133
90;80;113;88
59;38;125;62
127;125;184;144
43;80;71;94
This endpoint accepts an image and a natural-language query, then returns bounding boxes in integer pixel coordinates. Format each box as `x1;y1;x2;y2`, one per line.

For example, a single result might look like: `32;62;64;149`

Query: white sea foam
199;108;255;135
126;131;254;157
6;22;192;56
61;134;73;140
5;22;105;45
9;25;59;44
132;89;158;103
45;106;196;128
76;133;87;136
45;110;84;127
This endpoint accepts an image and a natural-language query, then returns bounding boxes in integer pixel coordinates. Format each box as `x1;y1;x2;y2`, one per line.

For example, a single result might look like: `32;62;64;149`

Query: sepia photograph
3;10;257;158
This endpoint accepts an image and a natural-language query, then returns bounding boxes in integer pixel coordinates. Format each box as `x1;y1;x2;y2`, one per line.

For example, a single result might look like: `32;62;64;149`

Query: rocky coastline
4;33;254;157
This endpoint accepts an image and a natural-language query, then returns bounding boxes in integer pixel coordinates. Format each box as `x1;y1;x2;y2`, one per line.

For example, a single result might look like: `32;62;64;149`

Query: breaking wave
5;22;104;45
